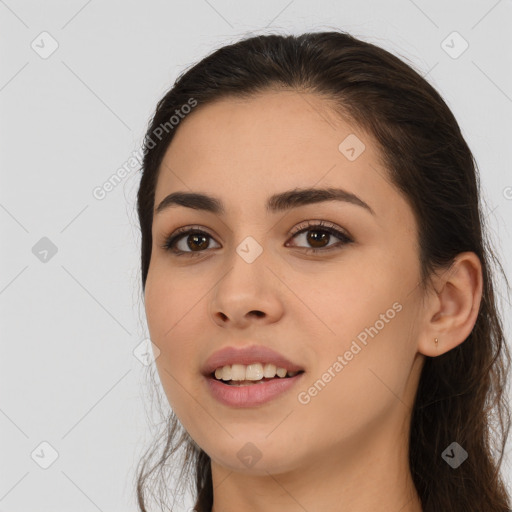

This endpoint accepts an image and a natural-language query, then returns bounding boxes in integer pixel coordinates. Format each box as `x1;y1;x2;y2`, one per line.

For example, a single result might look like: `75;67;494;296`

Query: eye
160;220;353;257
285;220;353;255
160;225;220;257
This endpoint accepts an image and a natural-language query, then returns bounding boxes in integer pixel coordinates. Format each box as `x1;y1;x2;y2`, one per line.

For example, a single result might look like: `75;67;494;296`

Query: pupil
307;230;328;247
188;234;208;251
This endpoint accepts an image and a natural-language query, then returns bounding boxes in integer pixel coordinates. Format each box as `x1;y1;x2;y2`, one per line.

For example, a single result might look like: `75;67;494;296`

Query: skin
144;90;483;512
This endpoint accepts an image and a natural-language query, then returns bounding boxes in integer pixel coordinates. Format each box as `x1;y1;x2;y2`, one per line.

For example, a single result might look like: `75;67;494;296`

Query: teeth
213;363;300;381
231;364;246;380
263;363;277;378
276;367;287;378
246;363;264;380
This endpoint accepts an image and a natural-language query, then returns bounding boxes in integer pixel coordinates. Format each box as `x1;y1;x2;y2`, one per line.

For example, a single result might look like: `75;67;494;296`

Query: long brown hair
135;30;511;511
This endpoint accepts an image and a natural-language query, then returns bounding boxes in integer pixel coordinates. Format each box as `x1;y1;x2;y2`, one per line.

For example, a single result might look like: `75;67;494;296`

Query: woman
135;31;511;511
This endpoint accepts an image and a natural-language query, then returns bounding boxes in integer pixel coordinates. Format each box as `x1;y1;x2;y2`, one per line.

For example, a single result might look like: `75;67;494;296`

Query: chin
205;438;300;476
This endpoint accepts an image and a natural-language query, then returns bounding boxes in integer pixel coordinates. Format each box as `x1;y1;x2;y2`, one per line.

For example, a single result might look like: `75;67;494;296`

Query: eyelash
160;220;353;257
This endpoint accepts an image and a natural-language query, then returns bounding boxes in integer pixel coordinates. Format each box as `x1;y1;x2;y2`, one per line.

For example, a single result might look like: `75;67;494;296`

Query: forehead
154;90;401;221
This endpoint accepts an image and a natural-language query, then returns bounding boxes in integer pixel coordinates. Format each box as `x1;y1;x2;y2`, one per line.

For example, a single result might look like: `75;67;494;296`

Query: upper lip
201;344;305;376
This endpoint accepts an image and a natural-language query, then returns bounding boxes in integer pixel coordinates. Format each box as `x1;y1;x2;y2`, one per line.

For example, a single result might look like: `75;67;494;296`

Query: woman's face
144;90;426;474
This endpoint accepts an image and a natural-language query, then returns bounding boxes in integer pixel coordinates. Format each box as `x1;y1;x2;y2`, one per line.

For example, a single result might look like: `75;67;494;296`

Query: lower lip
204;373;304;408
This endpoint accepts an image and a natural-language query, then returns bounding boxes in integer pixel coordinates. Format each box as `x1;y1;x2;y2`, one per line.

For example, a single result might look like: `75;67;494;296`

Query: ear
417;252;483;357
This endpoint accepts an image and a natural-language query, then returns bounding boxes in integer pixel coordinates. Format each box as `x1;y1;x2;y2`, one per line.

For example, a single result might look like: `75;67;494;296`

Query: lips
201;344;305;377
205;371;305;407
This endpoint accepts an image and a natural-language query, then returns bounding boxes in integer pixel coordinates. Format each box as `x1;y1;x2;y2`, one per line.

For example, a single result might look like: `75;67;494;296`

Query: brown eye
161;228;220;255
304;230;331;248
183;233;210;251
286;220;353;254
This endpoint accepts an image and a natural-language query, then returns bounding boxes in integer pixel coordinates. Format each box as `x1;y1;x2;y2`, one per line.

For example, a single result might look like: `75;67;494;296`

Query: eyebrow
154;187;375;216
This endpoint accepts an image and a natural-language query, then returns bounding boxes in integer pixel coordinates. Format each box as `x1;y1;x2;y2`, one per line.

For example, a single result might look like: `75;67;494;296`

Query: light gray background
1;1;511;511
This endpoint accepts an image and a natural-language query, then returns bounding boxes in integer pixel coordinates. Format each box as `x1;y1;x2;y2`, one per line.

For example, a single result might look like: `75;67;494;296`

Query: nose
208;246;285;329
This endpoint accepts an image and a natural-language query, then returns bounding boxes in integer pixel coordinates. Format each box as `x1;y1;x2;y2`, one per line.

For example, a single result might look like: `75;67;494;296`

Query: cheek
144;273;207;418
294;262;391;342
293;304;416;450
306;244;417;345
296;263;414;403
143;272;206;405
144;263;203;342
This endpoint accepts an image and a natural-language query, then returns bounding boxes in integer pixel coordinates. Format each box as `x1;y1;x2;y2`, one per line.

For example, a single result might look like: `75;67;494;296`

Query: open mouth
204;360;306;407
209;370;305;386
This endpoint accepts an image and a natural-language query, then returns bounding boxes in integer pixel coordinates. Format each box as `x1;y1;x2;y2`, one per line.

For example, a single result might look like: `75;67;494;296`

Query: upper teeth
214;363;300;381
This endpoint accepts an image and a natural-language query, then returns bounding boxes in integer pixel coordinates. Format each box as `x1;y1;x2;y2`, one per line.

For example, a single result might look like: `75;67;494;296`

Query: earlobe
417;252;483;357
